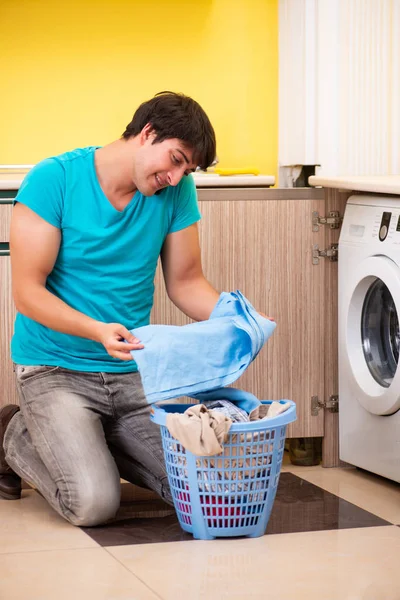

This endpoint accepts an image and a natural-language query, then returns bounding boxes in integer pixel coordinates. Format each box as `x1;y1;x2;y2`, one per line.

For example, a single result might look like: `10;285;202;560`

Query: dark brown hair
122;91;216;170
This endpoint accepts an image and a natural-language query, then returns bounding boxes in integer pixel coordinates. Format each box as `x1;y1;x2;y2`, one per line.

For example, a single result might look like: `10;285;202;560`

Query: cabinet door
0;203;18;407
152;198;327;438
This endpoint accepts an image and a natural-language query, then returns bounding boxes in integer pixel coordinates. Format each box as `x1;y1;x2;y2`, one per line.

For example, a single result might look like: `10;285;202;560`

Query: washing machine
339;194;400;482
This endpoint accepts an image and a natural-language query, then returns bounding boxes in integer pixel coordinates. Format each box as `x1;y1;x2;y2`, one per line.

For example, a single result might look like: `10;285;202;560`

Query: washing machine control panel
360;209;399;243
340;196;400;246
371;210;400;244
373;210;400;243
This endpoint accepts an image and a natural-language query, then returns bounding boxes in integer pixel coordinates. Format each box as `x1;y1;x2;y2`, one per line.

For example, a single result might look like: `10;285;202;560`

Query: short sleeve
168;174;201;234
15;158;65;228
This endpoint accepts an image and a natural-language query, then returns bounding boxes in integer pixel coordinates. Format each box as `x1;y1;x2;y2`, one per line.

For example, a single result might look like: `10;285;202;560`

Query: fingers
115;340;144;351
106;343;141;361
259;311;275;322
99;322;146;361
118;326;141;345
105;340;144;360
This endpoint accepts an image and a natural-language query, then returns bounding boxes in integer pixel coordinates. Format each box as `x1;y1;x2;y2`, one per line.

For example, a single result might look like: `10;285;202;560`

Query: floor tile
285;463;400;524
81;473;390;547
0;489;98;554
108;526;400;600
118;482;175;520
266;472;390;533
82;514;192;546
0;547;160;600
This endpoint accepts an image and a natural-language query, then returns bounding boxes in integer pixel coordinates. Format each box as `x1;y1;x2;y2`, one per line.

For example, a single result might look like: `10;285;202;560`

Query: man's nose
167;167;184;187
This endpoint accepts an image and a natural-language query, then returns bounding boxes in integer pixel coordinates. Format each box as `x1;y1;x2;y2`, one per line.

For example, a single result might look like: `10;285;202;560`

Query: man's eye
172;155;180;165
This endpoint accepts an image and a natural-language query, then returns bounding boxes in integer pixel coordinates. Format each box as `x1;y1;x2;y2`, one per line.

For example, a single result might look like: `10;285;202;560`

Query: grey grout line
0;546;110;557
0;546;166;598
103;547;165;600
0;544;166;598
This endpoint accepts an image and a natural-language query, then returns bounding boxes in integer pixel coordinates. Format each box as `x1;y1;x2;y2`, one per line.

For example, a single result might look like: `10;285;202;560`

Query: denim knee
65;482;121;527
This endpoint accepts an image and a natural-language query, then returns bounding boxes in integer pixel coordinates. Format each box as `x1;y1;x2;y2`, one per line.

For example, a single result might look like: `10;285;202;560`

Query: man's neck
94;139;137;210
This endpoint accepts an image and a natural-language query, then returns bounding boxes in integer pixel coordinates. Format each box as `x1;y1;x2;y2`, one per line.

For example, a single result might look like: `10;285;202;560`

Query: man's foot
0;405;21;500
0;474;22;500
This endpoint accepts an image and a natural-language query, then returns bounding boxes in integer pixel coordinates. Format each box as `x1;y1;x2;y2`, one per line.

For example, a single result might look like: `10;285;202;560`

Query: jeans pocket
15;365;61;385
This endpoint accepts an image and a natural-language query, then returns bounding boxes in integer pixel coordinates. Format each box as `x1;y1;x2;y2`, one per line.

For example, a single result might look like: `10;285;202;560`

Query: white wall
279;0;400;179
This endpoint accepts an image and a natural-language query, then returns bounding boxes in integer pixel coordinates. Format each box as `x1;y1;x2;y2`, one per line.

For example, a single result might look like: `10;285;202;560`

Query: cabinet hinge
312;243;338;265
312;211;342;232
311;395;339;416
0;242;10;257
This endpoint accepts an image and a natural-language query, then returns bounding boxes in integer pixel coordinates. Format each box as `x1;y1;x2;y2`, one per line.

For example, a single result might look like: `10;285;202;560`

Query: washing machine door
346;255;400;415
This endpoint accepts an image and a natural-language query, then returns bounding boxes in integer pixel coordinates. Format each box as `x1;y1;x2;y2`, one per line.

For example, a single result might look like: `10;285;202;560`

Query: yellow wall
0;0;278;177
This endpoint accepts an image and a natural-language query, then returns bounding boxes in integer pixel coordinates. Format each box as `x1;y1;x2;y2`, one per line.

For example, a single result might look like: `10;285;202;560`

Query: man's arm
10;203;143;360
160;223;220;321
161;222;274;322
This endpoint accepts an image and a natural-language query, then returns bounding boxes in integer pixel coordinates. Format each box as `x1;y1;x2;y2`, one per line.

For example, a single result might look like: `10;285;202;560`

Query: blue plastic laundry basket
151;399;296;540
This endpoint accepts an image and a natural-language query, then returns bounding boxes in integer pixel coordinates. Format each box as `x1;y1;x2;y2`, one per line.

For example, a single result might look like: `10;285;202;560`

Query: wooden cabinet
152;187;350;466
0;198;18;406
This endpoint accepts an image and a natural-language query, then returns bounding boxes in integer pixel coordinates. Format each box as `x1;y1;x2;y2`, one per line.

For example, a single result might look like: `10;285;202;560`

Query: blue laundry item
201;399;250;422
192;387;262;415
130;291;276;404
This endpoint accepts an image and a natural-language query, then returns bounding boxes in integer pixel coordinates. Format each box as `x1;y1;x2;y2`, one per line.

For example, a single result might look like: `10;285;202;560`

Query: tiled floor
1;454;400;599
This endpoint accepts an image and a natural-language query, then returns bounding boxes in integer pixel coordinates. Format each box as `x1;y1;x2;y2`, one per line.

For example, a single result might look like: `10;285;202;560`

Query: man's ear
140;123;155;145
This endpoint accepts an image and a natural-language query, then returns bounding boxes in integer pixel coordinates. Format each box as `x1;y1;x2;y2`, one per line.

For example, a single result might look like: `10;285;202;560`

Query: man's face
132;126;197;196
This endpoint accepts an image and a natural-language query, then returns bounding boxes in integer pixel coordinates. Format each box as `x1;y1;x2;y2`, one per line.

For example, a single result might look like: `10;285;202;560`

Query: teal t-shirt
11;146;201;372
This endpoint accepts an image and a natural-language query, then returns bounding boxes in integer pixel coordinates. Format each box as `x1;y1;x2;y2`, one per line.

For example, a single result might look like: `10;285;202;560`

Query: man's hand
259;312;275;322
95;323;144;361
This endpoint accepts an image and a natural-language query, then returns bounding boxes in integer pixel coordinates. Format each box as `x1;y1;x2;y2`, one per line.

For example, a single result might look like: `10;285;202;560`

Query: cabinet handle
0;242;10;256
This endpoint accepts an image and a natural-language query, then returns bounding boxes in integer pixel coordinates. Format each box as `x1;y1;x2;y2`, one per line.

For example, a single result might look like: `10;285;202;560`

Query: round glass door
361;278;400;388
345;255;400;415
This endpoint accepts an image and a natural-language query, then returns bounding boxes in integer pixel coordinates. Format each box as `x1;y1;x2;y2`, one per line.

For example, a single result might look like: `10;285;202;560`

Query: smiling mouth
155;174;167;189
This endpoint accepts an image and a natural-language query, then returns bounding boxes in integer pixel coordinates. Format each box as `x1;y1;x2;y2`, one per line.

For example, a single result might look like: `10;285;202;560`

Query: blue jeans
4;365;172;526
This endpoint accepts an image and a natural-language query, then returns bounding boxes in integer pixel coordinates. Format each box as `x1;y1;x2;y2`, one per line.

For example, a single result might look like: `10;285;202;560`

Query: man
0;91;221;525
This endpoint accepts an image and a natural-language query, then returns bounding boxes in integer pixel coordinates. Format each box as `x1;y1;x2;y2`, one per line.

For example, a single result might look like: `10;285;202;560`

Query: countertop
0;171;275;191
0;173;28;190
193;173;275;187
309;175;400;195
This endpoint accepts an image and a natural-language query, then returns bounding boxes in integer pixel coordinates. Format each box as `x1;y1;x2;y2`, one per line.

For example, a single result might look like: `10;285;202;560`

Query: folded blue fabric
130;290;276;404
190;387;262;416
